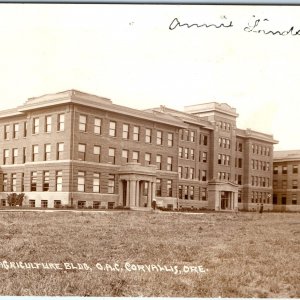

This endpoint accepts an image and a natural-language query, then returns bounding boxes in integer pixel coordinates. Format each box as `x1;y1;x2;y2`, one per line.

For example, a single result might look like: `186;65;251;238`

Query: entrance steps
130;207;152;212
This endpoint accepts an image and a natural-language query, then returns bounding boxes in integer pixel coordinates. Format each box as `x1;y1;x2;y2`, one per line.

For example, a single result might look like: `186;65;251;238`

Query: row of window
2;114;65;139
178;185;207;201
273;165;298;175
252;144;271;156
273;179;298;189
251;192;271;204
218;138;231;149
251;176;270;187
178;147;208;162
179;129;208;145
216;121;231;131
251;160;270;171
273;194;298;205
218;154;231;166
178;167;207;181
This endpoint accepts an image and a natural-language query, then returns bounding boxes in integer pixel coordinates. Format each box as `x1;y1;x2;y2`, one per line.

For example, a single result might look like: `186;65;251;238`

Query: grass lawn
0;210;299;297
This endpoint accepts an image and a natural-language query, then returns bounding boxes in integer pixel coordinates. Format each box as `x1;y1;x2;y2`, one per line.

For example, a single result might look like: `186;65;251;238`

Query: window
29;200;35;208
202;152;207;163
78;144;86;161
78;201;86;209
3;149;9;165
273;194;278;205
108;148;116;164
273;180;278;189
167;180;172;197
145;153;151;166
133;126;140;141
41;200;48;208
13;123;19;139
4;125;9;140
45;116;52;133
54;200;62;208
167;156;173;171
122;124;129;139
21;173;24;192
91;145;100;163
156;178;162;196
56;171;63;192
179;147;183;158
79;115;87;132
2;174;7;192
201;170;207;181
203;135;208;146
201;188;207;201
31;171;37;191
109;121;116;137
190;131;195;142
190;186;194;200
282;180;287;189
273;166;278;174
93;173;100;193
238;175;242;185
238;158;242;168
43;171;50;191
226;139;230;149
58;114;65;131
33;118;39;134
218;154;222;165
167;133;173;146
24;121;27;137
122;149;129;164
184;167;189;179
1;199;6;206
108;174;115;194
57;143;64;160
180;130;184;140
156;130;162;145
156;154;162;170
44;144;51;161
292;194;297;205
190;149;195;160
132;151;139;163
282;166;287;174
32;145;39;162
22;147;26;164
11;173;17;192
292;180;298;189
184;186;188;199
94;118;102;134
178;185;183;199
93;201;100;209
145;129;152;143
293;165;298;174
12;148;18;164
184;148;189;159
190;168;194;179
178;166;183;178
238;143;243;152
282;195;287;205
77;171;85;192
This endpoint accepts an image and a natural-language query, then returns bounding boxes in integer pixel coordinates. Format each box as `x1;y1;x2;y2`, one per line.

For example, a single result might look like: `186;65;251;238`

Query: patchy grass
0;210;299;297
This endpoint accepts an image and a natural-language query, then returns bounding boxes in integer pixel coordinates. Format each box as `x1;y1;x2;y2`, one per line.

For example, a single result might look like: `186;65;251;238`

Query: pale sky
0;4;299;150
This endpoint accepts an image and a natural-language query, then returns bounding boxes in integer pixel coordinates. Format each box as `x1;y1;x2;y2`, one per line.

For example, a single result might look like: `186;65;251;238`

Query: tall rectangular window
202;152;207;163
167;133;173;146
24;121;27;137
3;149;9;165
108;148;116;164
3;174;7;192
184;148;188;159
122;124;129;139
94;118;101;134
41;200;48;208
77;171;85;192
31;171;37;191
201;188;207;201
156;130;162;145
145;153;151;166
58;114;65;131
33;118;39;134
282;166;288;174
167;156;173;171
109;121;116;137
190;168;195;179
273;166;278;174
21;173;24;192
132;151;139;163
79;115;87;132
292;180;298;189
12;148;18;164
238;158;242;168
156;154;162;170
94;145;101;163
22;147;26;163
145;129;152;143
179;147;183;158
178;185;183;199
190;149;195;160
238;175;242;185
32;145;39;162
190;186;194;200
178;166;183;178
45;144;51;161
133;126;140;141
203;135;208;146
122;149;129;164
45;116;52;133
156;178;162;196
202;170;207;181
57;143;64;160
292;194;297;205
190;131;195;142
78;144;86;161
293;165;298;174
4;125;9;140
167;180;172;197
56;171;62;192
11;173;17;192
93;173;100;193
108;174;115;194
13;123;19;139
43;171;50;191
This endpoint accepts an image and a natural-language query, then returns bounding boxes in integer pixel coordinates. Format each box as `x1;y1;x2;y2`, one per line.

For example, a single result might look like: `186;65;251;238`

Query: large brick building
273;150;300;211
0;90;277;210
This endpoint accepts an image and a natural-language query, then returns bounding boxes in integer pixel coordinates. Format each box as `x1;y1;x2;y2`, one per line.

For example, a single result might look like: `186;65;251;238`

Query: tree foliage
6;193;25;206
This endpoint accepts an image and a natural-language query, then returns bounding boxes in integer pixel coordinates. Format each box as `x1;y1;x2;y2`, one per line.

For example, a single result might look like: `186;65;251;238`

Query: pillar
130;180;136;207
147;181;152;207
126;180;130;207
119;180;123;206
136;180;140;207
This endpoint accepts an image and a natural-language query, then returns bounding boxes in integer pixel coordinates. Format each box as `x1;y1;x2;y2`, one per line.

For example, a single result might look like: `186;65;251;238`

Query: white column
147;181;152;207
136;180;140;207
130;180;136;208
126;180;130;207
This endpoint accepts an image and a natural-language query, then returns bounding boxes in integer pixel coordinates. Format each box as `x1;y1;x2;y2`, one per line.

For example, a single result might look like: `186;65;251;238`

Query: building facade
273;150;300;212
0;90;277;210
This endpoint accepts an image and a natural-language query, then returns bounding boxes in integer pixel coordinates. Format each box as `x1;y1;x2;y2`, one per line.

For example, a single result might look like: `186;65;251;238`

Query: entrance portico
118;163;156;209
208;180;239;211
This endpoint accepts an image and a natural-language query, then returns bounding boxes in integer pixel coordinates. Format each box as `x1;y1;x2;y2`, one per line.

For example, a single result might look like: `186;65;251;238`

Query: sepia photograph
0;3;299;297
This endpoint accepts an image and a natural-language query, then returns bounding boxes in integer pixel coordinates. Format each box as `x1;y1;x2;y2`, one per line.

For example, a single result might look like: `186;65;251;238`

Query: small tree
7;193;25;207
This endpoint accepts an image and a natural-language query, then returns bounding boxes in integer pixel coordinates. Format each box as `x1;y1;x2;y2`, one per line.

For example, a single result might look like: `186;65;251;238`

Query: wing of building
0;90;278;211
